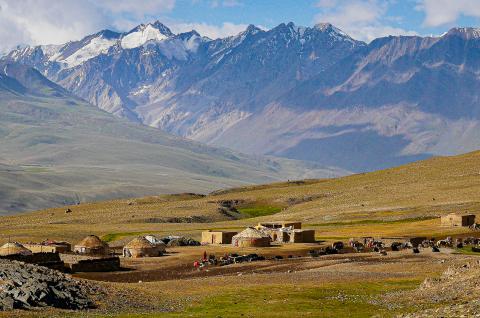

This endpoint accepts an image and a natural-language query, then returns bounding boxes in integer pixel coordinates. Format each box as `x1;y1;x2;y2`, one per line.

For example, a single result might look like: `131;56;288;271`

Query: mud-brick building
441;213;476;227
24;240;71;254
256;221;316;243
201;230;238;245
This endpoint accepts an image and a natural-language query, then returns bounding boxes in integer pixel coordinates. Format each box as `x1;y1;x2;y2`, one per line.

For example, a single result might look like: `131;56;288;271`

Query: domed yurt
0;242;33;256
123;236;166;258
74;235;109;255
232;227;271;247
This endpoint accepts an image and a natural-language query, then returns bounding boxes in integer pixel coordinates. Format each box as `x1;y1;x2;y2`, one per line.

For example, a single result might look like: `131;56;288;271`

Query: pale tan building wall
202;231;237;244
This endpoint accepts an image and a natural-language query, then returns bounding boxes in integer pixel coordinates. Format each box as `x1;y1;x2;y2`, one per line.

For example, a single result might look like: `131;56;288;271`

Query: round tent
123;236;165;258
0;242;33;256
232;227;271;247
74;235;109;255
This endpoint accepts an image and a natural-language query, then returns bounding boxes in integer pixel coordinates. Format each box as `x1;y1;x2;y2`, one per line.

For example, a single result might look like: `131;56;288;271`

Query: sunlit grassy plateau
2;151;480;317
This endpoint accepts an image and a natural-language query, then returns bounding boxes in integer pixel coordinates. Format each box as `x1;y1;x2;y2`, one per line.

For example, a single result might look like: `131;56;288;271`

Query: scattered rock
0;260;96;311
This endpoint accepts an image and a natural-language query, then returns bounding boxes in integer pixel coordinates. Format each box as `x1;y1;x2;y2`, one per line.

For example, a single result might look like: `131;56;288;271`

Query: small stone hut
232;227;271;247
201;230;238;245
290;229;316;243
441;213;476;227
123;236;166;258
0;242;33;256
74;235;109;255
268;228;316;243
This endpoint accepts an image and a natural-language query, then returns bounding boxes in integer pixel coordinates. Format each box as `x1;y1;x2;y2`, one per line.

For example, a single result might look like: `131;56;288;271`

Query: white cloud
170;22;249;39
314;0;417;42
417;0;480;27
210;0;242;8
0;0;175;51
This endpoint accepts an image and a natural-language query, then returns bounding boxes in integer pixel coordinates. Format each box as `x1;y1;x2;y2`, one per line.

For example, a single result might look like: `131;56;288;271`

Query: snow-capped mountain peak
121;21;174;49
444;27;480;40
53;30;121;68
245;24;262;35
313;22;356;43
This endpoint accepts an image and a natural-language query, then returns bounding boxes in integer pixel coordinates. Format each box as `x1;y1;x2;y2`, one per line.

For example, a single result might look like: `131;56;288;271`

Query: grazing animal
332;241;344;251
353;241;364;252
437;239;452;248
391;242;402;251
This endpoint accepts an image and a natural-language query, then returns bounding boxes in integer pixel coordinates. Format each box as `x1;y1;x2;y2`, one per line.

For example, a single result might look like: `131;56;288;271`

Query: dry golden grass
2;151;480;317
1;151;480;243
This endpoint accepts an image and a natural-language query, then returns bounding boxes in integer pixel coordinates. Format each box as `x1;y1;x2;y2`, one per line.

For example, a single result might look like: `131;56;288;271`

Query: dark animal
332;241;344;251
391;242;402;251
325;246;338;255
471;247;480;253
353;241;364;252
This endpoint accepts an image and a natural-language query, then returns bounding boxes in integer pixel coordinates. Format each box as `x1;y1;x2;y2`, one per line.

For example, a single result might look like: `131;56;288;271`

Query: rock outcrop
0;260;95;310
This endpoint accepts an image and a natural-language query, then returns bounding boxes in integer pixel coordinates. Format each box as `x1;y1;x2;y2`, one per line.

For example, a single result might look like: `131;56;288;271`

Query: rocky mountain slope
0;63;344;214
4;22;480;172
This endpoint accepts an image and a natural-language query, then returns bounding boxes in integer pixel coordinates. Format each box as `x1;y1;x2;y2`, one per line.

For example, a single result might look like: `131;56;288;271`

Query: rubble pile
0;260;95;310
392;260;480;317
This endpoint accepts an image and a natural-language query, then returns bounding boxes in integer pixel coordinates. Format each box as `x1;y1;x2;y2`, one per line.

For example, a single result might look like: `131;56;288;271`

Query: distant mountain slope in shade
5;22;480;172
0;63;347;214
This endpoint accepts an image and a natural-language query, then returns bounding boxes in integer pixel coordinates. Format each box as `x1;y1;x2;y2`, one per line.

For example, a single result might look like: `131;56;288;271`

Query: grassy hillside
1;150;480;243
0;64;345;214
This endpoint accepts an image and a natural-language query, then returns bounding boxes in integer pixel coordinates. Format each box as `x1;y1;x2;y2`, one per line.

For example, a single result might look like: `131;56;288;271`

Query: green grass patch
237;205;282;218
22;166;49;173
455;246;480;255
101;279;420;318
101;231;153;242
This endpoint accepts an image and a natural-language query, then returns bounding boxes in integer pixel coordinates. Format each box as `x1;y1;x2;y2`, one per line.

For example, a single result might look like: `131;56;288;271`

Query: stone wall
0;252;65;271
67;257;120;273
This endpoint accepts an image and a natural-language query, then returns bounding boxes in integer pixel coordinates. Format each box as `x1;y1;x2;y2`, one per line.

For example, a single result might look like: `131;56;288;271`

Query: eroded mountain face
5;22;480;172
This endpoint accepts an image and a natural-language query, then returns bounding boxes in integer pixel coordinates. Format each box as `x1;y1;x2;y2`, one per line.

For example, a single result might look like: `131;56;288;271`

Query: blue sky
1;0;480;50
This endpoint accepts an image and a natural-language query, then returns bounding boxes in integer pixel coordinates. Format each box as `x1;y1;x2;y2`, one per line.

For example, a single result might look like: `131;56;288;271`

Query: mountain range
0;62;344;214
3;21;480;172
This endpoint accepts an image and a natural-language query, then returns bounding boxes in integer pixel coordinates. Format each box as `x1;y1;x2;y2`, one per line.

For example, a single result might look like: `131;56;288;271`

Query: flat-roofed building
441;213;476;227
201;230;238;245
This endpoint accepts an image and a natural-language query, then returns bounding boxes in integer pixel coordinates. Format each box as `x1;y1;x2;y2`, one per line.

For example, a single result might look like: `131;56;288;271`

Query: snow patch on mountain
61;36;117;68
154;32;203;60
121;24;170;49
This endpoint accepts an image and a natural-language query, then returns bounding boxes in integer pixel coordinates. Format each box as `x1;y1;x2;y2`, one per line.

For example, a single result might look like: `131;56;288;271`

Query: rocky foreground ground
390;259;480;317
0;260;98;311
